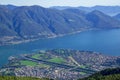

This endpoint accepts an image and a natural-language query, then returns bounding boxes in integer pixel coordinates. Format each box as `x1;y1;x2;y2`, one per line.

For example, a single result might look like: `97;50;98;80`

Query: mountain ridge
0;5;120;45
51;5;120;16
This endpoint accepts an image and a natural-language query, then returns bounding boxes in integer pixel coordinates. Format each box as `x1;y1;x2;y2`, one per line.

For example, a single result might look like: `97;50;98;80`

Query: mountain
114;13;120;20
63;9;120;29
63;8;87;16
0;5;91;45
0;5;120;45
51;6;120;16
50;6;72;10
0;5;18;37
1;49;120;80
79;6;120;16
86;10;120;29
6;4;17;10
80;68;120;80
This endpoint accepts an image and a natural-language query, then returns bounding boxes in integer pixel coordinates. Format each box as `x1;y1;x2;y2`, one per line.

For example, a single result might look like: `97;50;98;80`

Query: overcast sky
0;0;120;7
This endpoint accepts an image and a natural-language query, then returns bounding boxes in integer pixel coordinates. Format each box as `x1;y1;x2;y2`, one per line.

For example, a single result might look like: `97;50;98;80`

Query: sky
0;0;120;7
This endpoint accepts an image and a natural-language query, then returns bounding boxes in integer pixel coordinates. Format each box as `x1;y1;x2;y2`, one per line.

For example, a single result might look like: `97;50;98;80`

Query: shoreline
0;28;92;46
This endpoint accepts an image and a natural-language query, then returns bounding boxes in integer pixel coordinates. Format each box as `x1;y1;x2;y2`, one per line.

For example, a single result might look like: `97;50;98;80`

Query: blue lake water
0;29;120;67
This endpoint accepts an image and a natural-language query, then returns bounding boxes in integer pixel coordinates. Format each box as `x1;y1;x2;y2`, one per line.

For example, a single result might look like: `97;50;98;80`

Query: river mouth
0;29;120;67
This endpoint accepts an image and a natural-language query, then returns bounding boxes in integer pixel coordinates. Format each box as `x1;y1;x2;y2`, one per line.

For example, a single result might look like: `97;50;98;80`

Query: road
24;56;96;74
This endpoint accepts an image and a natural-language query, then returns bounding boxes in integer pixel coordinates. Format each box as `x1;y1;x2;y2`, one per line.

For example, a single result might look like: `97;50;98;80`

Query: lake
0;29;120;67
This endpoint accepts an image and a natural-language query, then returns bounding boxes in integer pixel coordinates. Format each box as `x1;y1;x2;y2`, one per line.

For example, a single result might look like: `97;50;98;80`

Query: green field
48;57;65;63
79;65;86;68
20;60;37;66
32;54;42;59
79;72;86;75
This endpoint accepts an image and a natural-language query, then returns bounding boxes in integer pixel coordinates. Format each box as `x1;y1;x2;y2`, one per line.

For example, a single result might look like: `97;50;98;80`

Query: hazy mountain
50;6;73;10
79;6;120;16
0;5;120;45
6;4;17;10
63;8;86;16
114;13;120;20
86;10;120;29
51;5;120;16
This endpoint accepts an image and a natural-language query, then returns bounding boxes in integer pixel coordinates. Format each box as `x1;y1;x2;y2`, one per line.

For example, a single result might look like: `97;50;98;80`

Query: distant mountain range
0;5;120;45
51;5;120;16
